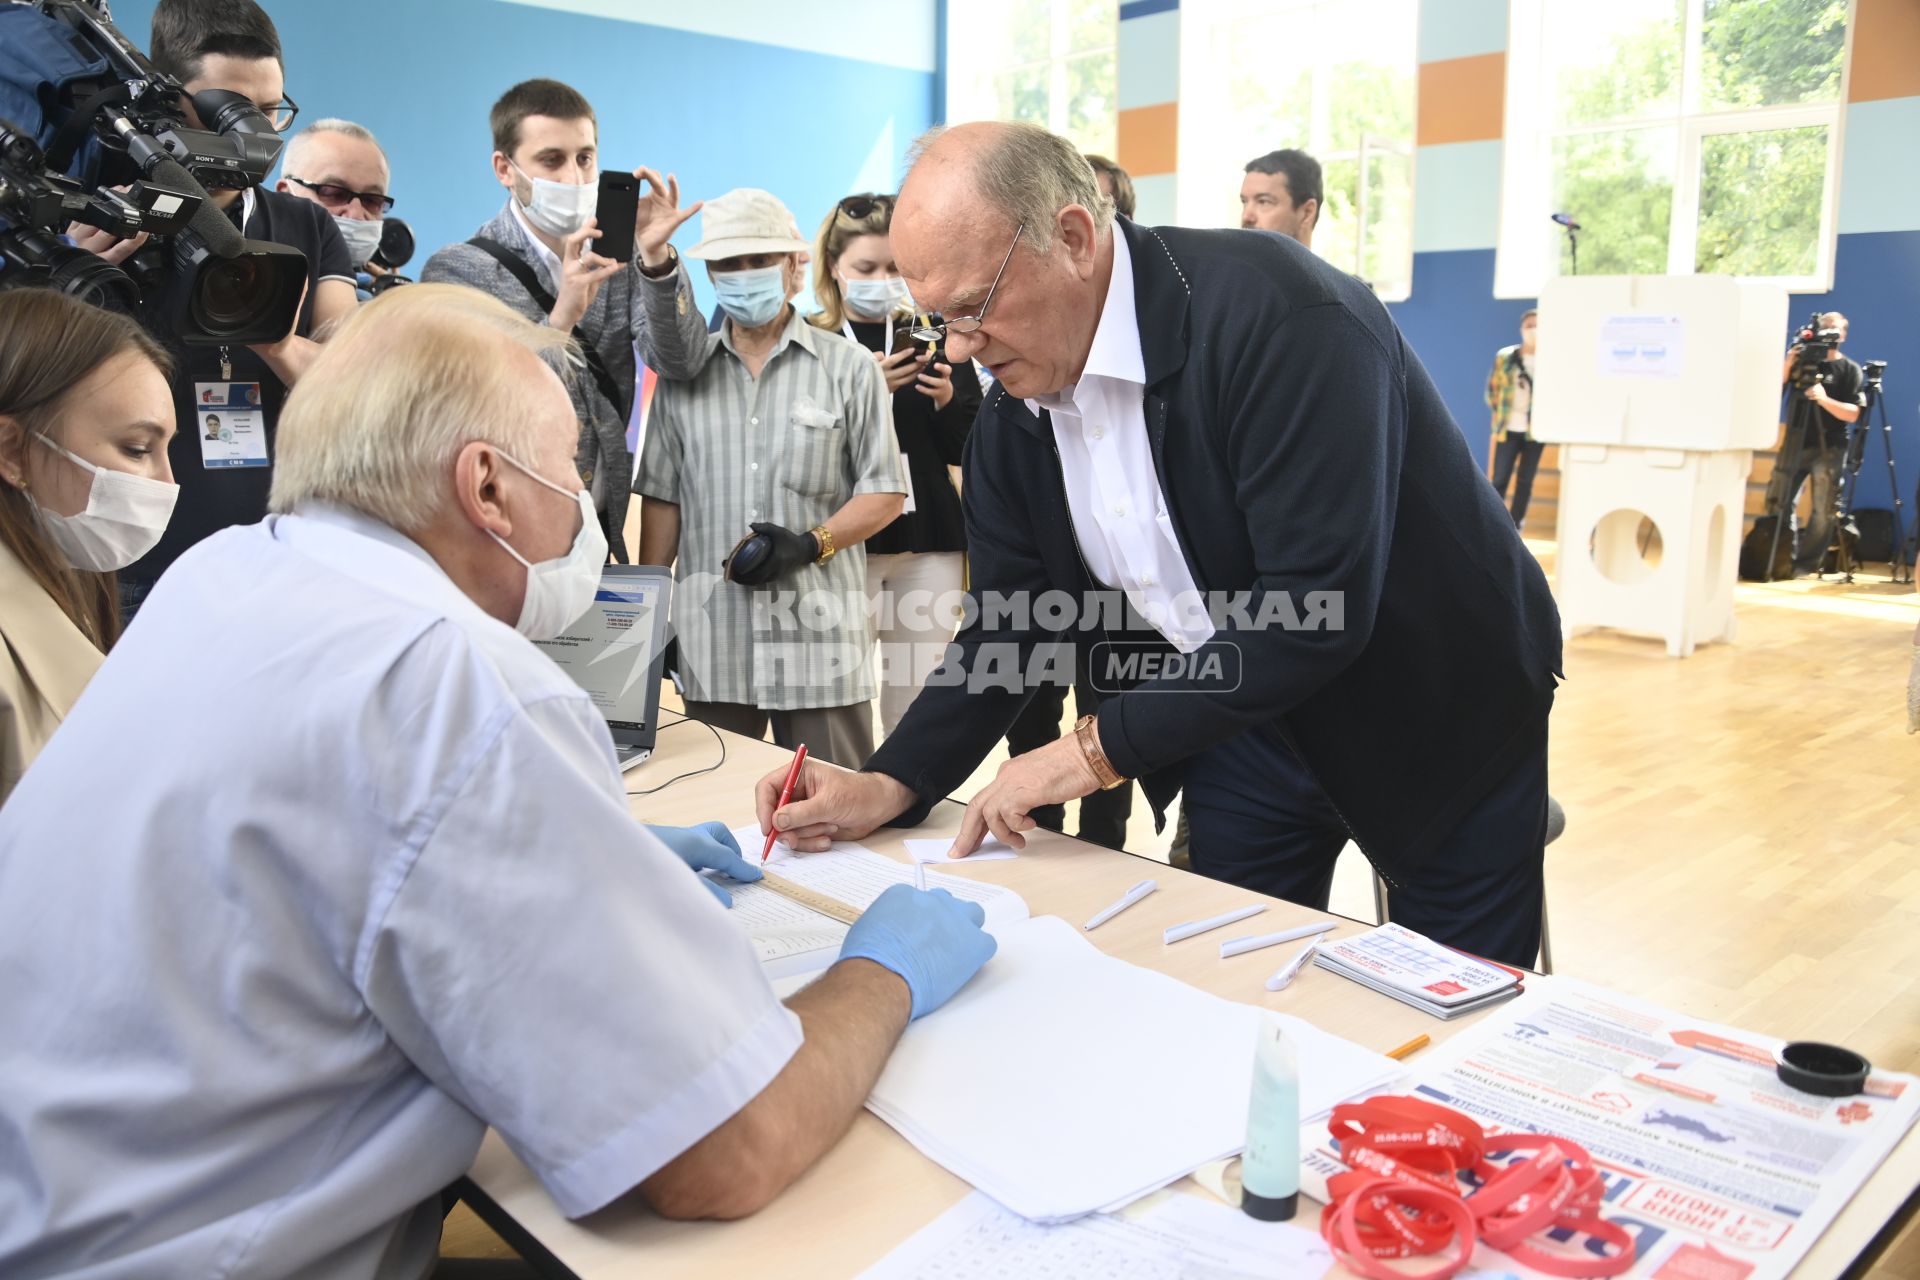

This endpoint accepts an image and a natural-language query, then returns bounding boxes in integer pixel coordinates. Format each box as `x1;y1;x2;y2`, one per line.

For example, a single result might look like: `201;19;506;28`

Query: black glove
723;522;819;586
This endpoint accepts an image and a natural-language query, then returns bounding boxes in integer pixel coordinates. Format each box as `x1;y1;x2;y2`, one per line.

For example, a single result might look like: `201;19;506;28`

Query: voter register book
1312;922;1523;1019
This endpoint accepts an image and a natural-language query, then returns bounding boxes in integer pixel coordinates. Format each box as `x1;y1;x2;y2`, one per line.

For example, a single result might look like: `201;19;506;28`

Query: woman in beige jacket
1;290;176;803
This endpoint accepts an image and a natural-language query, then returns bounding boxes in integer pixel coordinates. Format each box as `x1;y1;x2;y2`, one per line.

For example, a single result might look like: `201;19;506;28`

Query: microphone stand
1563;222;1580;276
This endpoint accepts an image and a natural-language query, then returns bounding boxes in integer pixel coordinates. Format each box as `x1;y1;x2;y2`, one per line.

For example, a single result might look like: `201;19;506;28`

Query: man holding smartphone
422;78;709;559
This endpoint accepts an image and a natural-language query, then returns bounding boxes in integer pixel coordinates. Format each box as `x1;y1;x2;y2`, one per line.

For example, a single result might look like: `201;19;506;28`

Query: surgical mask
712;265;790;328
28;433;178;572
488;450;608;640
510;161;596;239
332;214;385;267
842;274;913;319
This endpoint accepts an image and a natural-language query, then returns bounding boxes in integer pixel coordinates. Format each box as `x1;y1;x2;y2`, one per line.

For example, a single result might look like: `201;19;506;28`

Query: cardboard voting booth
1532;276;1787;656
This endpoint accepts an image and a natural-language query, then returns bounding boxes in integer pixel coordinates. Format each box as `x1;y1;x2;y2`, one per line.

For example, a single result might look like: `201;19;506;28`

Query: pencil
1386;1034;1431;1061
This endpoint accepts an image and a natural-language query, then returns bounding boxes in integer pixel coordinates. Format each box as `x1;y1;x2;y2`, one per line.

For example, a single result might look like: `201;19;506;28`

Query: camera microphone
1550;212;1582;230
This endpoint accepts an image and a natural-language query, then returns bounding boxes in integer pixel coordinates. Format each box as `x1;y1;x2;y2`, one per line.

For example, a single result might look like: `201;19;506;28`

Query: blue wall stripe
1837;98;1920;235
1417;0;1511;64
1412;141;1504;253
1120;0;1180;21
1117;9;1182;110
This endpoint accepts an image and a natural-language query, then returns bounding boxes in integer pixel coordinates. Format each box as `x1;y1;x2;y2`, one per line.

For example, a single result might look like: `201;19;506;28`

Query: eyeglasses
285;176;396;215
267;93;299;132
910;223;1023;344
837;193;894;221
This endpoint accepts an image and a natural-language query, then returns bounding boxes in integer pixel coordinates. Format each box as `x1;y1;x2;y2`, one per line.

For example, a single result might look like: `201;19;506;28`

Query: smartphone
892;314;940;364
594;172;639;261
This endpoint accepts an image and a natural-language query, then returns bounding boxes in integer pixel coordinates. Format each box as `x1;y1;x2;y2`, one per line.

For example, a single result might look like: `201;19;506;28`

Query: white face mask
510;160;596;239
841;274;913;319
487;449;608;640
331;214;385;267
28;433;179;572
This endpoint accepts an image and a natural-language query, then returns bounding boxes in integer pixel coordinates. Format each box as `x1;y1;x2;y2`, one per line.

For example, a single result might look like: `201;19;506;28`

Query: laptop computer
533;565;672;771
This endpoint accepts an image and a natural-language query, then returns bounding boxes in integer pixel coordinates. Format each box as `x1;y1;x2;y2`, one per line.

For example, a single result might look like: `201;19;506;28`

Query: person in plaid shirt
1485;309;1541;529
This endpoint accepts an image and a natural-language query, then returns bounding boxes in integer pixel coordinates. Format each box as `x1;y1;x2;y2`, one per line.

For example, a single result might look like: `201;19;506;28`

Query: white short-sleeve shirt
0;504;802;1280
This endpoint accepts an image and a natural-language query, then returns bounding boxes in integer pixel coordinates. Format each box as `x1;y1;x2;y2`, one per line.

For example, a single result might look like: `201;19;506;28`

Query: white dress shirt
0;504;802;1280
1029;230;1216;652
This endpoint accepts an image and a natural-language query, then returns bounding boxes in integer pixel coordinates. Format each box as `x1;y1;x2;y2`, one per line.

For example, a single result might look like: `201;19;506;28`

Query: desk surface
466;719;1920;1280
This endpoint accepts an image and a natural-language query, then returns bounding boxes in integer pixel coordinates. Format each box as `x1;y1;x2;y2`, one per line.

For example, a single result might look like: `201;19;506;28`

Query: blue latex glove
648;821;762;906
838;884;997;1019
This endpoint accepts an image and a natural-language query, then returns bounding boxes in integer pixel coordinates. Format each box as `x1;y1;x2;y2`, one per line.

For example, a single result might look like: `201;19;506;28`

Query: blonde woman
0;289;176;800
812;193;982;736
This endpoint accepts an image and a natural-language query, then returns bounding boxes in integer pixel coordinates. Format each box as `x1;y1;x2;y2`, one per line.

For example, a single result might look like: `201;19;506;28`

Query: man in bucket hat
636;189;905;765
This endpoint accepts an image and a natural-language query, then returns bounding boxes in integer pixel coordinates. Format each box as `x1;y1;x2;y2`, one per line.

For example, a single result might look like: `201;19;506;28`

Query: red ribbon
1317;1096;1636;1280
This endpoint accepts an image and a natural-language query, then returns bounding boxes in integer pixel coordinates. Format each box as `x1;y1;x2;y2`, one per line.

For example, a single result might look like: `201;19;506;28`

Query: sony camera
0;0;306;343
366;215;413;296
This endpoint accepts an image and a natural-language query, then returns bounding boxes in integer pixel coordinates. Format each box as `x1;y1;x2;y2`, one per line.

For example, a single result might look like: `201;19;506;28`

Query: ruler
760;872;863;925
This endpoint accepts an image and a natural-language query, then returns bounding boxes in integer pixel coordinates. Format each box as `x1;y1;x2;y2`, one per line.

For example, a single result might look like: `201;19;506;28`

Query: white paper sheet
719;834;1031;979
857;1190;1334;1280
903;836;1019;864
865;916;1403;1223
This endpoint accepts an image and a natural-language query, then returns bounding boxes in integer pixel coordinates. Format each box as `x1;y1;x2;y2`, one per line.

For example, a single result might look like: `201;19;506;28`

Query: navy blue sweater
864;218;1562;873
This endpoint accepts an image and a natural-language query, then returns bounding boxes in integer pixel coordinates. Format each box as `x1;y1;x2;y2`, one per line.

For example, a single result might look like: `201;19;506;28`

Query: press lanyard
219;189;259;382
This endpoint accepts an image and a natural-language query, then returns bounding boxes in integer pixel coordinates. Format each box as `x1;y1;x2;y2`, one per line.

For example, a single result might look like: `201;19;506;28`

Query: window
945;0;1119;159
1177;0;1418;299
1497;0;1847;296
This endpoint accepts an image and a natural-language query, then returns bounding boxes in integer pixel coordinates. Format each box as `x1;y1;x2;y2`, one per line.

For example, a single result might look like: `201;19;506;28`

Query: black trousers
1490;432;1546;528
1181;720;1549;969
1004;680;1135;850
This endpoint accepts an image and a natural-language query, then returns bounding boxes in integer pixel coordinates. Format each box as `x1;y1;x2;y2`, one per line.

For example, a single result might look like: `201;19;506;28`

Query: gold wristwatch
1074;714;1127;790
811;524;836;564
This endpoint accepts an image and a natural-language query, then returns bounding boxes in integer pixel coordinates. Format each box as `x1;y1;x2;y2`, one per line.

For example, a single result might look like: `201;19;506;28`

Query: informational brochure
1300;977;1919;1280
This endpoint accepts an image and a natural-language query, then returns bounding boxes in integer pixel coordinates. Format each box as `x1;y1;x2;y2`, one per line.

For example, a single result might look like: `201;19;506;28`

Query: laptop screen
533;567;670;737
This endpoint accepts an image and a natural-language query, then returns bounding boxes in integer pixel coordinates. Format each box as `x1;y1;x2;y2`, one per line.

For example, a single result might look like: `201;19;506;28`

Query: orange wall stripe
1848;0;1920;102
1117;101;1179;177
1416;51;1507;147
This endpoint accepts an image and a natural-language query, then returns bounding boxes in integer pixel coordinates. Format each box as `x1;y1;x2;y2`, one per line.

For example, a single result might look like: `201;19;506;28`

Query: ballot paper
722;831;1030;978
903;836;1020;864
865;915;1404;1223
857;1189;1334;1280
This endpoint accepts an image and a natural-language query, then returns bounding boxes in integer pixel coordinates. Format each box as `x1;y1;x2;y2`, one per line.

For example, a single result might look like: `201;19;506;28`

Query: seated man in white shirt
0;284;996;1280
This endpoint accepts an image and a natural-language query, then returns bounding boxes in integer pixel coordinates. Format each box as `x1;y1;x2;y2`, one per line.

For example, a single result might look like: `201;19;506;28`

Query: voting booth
1532;276;1787;656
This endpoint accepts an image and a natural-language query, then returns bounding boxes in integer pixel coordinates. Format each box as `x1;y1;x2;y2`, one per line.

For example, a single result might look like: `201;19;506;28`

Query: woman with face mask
0;289;179;801
810;194;984;737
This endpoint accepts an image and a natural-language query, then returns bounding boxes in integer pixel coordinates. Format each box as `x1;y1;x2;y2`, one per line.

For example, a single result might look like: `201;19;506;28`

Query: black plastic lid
1776;1041;1870;1097
1242;1188;1298;1221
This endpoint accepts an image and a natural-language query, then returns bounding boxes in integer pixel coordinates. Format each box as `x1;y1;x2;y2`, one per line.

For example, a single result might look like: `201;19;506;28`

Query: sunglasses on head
837;193;895;221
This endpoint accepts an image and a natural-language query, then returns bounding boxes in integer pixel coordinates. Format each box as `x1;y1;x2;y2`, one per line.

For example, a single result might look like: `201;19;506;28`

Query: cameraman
1773;310;1864;575
70;0;356;618
275;118;395;297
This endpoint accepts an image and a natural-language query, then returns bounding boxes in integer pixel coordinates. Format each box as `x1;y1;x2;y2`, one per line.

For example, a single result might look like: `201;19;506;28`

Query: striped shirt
635;309;904;710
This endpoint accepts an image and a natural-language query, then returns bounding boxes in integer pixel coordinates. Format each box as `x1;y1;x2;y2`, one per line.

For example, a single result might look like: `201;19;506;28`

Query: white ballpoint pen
1163;903;1266;945
1219;921;1332;959
1264;938;1323;991
1084;879;1158;931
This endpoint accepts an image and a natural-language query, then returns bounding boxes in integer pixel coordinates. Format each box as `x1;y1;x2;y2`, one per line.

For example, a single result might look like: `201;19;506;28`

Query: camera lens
182;242;309;343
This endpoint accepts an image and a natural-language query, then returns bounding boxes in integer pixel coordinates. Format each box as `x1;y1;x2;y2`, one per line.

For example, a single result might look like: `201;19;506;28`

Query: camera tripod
1830;366;1912;584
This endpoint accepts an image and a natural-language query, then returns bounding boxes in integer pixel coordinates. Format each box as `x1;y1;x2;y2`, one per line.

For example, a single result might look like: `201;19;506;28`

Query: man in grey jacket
422;79;708;556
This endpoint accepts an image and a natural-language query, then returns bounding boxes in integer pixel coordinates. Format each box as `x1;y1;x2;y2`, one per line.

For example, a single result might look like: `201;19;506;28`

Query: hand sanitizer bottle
1241;1022;1299;1221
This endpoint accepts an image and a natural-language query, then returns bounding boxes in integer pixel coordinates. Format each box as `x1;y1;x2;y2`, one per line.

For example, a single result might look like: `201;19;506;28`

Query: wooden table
463;721;1920;1279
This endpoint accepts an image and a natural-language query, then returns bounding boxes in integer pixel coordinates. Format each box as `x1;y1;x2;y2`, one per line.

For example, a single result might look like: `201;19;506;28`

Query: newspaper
1300;977;1919;1280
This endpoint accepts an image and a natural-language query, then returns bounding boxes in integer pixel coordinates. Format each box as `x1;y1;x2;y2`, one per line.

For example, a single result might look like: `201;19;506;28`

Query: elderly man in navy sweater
755;122;1562;967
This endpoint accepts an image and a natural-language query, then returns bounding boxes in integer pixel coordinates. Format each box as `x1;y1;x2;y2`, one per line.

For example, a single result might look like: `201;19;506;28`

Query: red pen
763;743;808;863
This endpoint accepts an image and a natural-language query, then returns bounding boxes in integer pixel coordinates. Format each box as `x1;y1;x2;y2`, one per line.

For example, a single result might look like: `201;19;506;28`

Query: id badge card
195;382;268;469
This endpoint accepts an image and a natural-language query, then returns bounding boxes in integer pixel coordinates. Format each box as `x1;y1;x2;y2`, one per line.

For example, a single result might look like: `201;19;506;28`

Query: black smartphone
892;314;940;364
594;171;639;261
